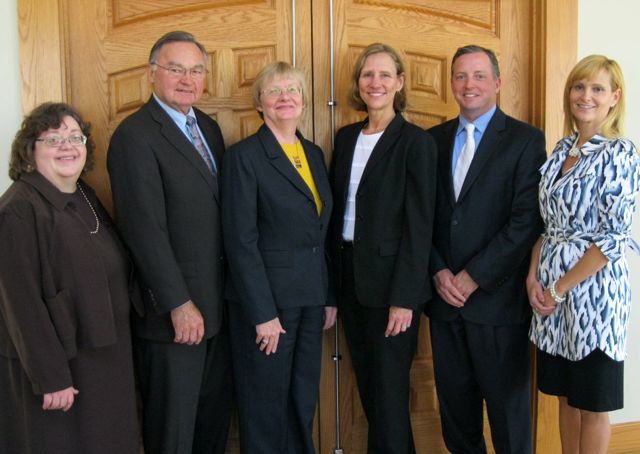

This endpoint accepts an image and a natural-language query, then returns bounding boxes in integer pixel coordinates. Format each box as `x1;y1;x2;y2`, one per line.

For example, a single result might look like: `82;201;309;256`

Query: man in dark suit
426;45;546;454
107;31;231;454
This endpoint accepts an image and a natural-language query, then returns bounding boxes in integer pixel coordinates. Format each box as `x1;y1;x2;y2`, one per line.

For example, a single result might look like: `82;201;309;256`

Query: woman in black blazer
221;61;336;454
327;43;437;454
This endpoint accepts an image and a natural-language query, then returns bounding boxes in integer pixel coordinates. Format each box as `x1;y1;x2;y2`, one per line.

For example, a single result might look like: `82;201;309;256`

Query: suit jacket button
451;220;459;226
312;246;319;253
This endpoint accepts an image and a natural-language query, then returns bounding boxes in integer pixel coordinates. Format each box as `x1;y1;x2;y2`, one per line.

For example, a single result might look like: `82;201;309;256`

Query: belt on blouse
543;228;640;254
543;229;591;244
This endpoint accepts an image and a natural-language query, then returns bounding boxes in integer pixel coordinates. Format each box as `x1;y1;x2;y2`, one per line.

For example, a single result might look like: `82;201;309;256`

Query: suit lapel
258;125;315;203
456;109;505;202
358;113;404;187
438;119;458;208
335;124;361;208
195;108;224;168
305;137;331;218
147;98;219;200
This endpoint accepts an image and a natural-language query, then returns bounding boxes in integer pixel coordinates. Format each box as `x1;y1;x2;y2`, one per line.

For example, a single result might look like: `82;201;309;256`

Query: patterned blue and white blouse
529;133;640;361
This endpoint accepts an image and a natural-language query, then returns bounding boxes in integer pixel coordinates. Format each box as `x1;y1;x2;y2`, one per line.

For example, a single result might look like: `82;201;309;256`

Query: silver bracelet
549;280;566;304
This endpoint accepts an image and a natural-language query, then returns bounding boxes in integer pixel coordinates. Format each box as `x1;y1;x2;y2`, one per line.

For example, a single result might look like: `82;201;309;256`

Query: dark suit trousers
229;302;324;454
429;317;531;454
134;329;232;454
340;245;420;454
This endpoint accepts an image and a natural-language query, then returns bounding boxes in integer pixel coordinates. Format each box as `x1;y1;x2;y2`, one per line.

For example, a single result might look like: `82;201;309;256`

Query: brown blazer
0;172;142;394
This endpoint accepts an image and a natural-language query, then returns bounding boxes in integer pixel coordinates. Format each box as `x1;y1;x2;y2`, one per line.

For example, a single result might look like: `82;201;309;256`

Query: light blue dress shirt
451;105;496;175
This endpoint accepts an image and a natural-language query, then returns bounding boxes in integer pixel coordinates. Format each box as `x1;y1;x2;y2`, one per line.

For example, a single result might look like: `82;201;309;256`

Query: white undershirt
342;130;384;240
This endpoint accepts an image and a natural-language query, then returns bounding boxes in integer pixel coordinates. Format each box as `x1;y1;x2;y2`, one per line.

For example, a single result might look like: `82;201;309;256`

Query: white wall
1;0;638;425
0;0;22;192
579;0;640;424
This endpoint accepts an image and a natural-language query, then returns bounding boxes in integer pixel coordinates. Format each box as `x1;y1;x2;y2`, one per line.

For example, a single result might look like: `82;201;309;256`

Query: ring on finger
261;338;269;344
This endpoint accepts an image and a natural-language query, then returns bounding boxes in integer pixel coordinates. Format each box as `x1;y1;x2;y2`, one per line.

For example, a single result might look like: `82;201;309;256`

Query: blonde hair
563;55;625;138
251;61;308;118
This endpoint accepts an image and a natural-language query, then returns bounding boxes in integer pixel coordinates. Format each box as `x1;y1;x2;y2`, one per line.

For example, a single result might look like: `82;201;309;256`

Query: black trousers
340;244;420;454
229;302;324;454
134;328;232;454
429;317;532;454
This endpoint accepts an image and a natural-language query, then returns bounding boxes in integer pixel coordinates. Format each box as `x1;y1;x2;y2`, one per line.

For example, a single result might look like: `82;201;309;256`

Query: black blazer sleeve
221;135;279;325
386;126;438;307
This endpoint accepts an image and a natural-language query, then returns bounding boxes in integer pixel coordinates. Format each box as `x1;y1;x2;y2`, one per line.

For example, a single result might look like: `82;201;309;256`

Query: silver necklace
568;136;581;157
77;183;100;235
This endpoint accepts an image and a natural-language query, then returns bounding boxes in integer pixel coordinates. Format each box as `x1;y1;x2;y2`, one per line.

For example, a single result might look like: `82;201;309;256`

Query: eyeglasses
36;134;87;147
153;63;208;79
261;85;302;98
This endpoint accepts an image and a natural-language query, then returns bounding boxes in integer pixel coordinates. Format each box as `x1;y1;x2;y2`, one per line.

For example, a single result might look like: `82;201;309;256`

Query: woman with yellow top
221;61;336;454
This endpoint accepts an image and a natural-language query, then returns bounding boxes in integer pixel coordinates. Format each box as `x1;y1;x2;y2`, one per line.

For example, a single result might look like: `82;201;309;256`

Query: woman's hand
527;278;556;316
385;306;413;337
323;307;337;330
255;317;286;355
42;386;79;412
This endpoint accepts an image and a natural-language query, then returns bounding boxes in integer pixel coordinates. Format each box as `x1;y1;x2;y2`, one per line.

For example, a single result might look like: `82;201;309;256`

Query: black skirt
536;348;623;412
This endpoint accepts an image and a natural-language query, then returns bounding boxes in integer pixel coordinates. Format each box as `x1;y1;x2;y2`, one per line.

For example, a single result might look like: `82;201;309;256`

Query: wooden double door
19;1;563;452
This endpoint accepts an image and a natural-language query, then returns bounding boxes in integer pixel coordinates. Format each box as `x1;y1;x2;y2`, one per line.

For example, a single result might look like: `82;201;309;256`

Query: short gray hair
148;31;207;64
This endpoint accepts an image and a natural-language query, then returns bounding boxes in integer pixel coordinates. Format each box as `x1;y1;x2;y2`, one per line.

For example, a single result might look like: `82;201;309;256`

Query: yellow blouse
280;141;322;215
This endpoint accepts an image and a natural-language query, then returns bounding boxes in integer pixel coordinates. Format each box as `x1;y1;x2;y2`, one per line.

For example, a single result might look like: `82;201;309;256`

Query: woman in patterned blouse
527;55;640;454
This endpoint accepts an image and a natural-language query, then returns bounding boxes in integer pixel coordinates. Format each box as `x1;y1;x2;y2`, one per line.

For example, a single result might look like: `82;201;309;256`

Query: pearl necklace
77;183;100;235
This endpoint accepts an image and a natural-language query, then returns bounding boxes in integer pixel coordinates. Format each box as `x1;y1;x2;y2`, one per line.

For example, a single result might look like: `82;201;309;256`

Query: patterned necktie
453;123;476;199
186;116;216;174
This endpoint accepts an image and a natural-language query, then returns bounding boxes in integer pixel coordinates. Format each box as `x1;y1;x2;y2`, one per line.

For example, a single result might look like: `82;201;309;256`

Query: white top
342;130;383;241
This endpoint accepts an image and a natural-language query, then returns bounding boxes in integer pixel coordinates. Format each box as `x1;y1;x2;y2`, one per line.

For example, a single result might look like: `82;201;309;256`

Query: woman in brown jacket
0;103;142;453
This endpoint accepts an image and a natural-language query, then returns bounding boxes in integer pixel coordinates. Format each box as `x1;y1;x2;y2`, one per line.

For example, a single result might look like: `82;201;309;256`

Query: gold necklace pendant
292;155;302;169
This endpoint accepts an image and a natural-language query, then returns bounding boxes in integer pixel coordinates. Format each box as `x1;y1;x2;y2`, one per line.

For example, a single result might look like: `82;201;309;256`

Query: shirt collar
561;131;608;157
20;171;74;211
152;93;196;127
456;105;497;136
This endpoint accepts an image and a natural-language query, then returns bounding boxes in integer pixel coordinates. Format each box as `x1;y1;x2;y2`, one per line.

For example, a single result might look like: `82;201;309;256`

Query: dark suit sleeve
0;210;73;394
465;129;546;292
107;126;191;313
387;130;438;308
429;244;447;275
221;145;278;325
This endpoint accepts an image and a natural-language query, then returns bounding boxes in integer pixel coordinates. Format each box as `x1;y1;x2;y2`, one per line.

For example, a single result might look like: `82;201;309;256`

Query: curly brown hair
9;102;95;181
